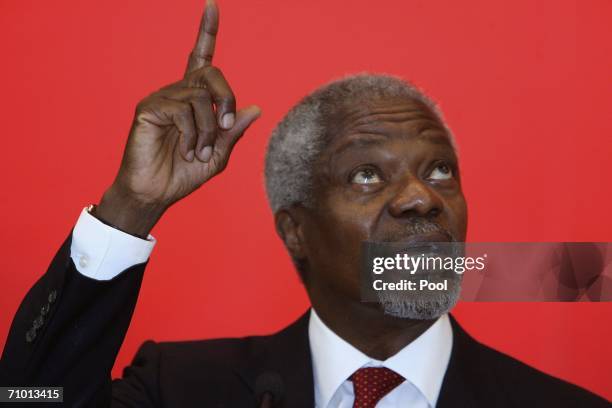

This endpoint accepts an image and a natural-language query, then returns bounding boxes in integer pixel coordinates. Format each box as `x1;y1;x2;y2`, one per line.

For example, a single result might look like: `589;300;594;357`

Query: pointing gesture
94;0;261;238
186;0;219;73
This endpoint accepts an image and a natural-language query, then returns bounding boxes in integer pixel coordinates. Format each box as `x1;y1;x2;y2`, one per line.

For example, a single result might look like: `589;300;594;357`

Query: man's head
264;74;467;320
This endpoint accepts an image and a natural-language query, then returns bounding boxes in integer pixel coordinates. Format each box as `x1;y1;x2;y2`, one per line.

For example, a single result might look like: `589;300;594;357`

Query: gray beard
377;274;463;320
369;217;462;319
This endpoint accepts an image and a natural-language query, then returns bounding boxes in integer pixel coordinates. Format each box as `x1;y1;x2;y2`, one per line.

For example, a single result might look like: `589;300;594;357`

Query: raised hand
94;0;261;238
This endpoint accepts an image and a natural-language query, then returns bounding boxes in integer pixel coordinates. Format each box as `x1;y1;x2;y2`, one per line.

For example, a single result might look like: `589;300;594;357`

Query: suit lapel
235;310;315;408
234;311;485;407
436;314;479;408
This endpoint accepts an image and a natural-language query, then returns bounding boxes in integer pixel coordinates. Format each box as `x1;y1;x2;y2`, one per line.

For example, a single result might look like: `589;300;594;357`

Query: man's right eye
350;168;383;185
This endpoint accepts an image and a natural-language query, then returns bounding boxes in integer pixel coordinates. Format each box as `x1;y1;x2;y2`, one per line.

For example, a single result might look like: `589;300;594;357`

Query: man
0;1;608;407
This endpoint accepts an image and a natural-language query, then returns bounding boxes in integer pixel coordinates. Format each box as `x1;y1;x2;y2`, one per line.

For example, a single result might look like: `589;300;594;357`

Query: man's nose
387;178;443;218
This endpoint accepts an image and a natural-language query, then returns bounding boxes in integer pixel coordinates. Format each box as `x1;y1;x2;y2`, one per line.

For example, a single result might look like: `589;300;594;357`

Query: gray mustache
380;218;455;242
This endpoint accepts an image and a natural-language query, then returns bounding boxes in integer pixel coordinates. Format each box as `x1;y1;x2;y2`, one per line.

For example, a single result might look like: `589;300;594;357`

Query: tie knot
350;367;405;408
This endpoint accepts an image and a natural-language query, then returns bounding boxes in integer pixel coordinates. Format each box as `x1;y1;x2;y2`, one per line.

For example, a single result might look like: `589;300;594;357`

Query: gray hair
264;73;455;213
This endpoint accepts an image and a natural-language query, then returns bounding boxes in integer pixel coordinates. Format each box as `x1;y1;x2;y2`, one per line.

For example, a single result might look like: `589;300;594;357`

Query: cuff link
79;254;89;268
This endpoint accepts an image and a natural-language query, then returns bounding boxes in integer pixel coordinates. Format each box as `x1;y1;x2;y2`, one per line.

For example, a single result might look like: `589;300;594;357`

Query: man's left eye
428;163;453;180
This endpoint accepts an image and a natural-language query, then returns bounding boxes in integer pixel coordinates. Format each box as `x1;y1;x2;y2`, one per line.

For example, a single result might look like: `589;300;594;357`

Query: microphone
255;371;284;408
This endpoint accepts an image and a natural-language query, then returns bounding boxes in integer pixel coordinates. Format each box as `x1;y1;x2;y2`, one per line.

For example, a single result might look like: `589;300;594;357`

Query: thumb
215;105;262;153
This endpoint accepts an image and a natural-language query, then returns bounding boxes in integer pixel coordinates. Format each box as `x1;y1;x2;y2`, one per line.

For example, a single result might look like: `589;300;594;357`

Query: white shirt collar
308;309;453;408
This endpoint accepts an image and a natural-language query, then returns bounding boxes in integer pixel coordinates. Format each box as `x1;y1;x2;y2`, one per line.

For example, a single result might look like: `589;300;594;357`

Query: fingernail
221;113;235;129
199;146;213;162
186;150;195;162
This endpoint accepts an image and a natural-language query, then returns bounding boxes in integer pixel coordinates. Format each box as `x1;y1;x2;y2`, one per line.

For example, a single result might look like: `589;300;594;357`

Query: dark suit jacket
1;232;609;407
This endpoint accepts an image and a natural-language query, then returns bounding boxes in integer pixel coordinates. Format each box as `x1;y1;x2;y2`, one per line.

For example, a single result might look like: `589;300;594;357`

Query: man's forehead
325;96;451;152
338;95;435;122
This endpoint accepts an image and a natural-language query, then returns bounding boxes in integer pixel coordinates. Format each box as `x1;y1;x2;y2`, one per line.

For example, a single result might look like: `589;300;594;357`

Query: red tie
350;367;405;408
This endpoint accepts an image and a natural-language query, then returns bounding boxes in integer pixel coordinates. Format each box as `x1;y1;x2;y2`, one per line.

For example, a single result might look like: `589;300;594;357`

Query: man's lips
380;231;455;257
376;231;453;246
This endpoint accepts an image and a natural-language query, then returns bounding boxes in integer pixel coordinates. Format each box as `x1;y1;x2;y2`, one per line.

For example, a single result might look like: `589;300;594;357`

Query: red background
1;0;611;400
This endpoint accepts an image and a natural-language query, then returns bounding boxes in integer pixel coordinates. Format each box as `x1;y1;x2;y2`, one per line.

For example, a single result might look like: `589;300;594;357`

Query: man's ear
274;208;307;260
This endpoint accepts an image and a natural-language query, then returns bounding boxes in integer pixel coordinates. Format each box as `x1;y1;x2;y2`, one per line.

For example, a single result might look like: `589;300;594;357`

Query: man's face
298;96;468;312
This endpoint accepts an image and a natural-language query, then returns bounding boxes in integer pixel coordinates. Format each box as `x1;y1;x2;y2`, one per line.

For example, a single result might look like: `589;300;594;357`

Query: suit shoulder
149;332;274;368
472;339;609;407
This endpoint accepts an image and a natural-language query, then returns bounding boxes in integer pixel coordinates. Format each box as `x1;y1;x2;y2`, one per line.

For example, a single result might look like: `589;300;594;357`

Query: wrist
94;187;166;239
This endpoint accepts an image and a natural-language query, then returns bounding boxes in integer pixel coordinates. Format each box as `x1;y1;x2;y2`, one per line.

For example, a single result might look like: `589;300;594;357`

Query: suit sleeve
0;230;149;407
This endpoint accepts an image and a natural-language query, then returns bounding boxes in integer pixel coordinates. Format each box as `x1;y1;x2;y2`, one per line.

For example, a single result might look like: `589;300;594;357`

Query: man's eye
350;168;383;184
428;163;453;180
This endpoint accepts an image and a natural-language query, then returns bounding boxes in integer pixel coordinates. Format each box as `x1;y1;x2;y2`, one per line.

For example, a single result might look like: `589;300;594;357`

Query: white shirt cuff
70;206;156;281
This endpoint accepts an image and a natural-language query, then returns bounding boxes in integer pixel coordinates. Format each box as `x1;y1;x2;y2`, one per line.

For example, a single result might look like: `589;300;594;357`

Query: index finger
185;0;219;76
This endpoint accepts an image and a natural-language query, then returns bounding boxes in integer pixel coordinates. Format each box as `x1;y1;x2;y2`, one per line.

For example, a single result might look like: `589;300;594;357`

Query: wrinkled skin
276;97;468;359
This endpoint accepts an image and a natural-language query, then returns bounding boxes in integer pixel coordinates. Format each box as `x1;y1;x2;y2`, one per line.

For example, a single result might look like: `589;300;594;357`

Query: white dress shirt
70;206;452;407
70;207;156;280
309;309;452;408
